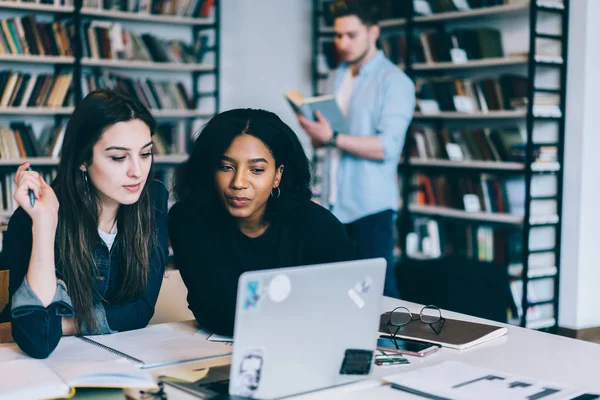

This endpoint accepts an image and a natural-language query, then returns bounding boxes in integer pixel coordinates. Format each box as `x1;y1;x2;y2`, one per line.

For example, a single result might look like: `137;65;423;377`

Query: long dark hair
54;89;157;332
173;108;312;223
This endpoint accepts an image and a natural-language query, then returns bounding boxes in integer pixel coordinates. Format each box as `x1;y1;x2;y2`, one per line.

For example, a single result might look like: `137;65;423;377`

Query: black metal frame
310;1;569;331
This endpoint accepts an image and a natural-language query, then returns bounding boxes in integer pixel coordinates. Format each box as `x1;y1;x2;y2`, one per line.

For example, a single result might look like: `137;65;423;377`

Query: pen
27;166;35;207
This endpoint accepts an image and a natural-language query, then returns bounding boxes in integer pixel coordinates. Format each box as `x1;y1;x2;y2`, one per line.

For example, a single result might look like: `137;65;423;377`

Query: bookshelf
312;0;569;331
0;0;220;223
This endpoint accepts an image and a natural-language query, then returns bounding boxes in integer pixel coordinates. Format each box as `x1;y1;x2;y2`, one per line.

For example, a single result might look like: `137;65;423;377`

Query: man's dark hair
329;0;380;26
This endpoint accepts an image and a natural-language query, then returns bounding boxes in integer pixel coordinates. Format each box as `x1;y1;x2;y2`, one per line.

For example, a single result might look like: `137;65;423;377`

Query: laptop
229;258;386;399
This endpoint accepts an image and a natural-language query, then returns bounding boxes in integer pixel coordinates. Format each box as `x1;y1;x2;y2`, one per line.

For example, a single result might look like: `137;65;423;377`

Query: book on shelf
80;21;210;64
409;125;558;164
0;122;66;160
83;0;215;18
0;15;73;57
285;89;349;133
82;71;194;111
509;277;555;322
0;71;74;109
154;121;188;155
406;218;521;264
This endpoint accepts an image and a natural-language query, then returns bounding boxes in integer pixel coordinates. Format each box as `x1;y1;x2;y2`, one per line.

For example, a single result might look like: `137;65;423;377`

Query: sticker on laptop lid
243;280;264;310
267;274;291;303
339;349;373;375
348;276;373;309
230;347;264;397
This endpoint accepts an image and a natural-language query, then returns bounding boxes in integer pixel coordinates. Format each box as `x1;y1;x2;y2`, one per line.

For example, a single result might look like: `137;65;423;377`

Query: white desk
155;296;600;399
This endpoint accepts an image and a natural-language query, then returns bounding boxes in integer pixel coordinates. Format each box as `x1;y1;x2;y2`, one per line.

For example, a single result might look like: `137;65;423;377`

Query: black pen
27;166;35;207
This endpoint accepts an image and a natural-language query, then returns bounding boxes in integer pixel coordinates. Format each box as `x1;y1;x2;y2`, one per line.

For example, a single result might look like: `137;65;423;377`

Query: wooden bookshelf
80;8;215;25
509;264;558;279
0;55;75;64
408;204;559;226
0;157;58;166
151;109;213;119
412;55;529;71
408;204;525;225
413;111;527;119
414;2;529;24
0;155;188;167
407;159;560;172
0;107;74;115
0;2;74;13
81;58;215;72
153;154;188;164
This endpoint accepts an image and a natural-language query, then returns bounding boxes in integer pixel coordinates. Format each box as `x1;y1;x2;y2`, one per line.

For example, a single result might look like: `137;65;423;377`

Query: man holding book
297;0;414;298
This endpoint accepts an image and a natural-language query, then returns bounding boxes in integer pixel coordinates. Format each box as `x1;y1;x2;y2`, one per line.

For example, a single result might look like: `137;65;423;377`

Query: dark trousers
345;209;400;298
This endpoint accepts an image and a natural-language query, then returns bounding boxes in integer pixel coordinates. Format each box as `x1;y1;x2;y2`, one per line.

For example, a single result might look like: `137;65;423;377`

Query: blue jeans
345;210;400;298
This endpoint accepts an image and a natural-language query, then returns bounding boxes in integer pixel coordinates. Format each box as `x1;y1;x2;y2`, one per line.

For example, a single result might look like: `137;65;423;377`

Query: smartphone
376;336;440;357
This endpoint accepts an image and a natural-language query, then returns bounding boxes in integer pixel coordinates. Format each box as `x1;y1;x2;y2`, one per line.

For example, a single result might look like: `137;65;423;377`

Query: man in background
297;0;414;298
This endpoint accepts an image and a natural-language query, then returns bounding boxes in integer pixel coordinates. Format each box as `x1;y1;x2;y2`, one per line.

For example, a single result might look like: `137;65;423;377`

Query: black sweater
168;200;356;336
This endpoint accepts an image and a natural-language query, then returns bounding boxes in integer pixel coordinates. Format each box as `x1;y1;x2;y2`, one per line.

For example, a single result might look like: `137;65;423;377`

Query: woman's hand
13;162;59;229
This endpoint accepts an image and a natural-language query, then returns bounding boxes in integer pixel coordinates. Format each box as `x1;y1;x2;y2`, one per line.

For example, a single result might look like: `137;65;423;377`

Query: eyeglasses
384;305;446;338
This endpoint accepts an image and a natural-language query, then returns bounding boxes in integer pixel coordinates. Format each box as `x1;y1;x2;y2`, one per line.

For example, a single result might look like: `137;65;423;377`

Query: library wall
220;0;313;152
559;0;600;330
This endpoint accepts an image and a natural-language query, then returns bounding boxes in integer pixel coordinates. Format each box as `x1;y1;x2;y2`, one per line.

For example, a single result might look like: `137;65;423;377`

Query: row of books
81;21;209;63
407;218;517;263
413;173;517;214
83;0;214;18
509;277;555;323
0;120;189;161
410;126;558;163
415;75;561;115
0;71;73;109
0;0;73;6
0;16;72;57
82;71;194;110
406;217;557;269
0;170;56;215
0;123;65;159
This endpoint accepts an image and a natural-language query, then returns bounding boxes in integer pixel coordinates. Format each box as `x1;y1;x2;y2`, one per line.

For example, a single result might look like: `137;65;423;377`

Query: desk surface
153;296;600;399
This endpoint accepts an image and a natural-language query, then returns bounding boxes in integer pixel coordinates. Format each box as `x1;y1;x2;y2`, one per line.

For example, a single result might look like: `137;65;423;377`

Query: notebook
0;323;232;368
379;312;507;350
0;359;156;400
285;89;349;133
79;324;233;369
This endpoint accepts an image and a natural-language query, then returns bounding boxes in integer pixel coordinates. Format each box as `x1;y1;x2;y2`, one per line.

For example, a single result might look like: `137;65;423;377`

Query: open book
0;359;156;400
379;312;507;350
285;89;349;133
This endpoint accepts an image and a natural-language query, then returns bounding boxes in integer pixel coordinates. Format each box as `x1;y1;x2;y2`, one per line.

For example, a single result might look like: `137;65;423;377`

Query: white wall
220;0;313;151
559;0;600;329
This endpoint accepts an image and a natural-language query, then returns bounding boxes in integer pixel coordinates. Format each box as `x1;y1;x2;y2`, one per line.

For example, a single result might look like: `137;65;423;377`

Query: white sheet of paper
88;324;232;369
384;361;585;400
207;333;234;343
52;361;157;389
0;360;69;400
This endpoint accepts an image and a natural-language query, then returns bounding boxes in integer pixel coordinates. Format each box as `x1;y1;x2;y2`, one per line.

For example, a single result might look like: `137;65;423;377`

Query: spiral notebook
75;324;233;369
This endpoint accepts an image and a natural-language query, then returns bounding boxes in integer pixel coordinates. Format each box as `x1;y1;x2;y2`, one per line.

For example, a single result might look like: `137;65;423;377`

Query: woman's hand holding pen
14;162;59;229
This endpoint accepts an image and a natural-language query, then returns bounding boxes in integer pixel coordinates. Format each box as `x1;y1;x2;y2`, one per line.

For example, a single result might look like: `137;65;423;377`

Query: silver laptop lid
229;258;386;399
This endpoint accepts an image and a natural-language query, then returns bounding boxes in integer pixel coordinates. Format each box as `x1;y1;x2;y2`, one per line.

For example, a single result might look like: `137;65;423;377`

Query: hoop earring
82;170;90;196
270;187;281;199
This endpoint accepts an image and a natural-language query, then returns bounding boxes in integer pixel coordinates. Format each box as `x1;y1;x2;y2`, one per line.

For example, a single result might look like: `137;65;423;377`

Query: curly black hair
173;108;312;222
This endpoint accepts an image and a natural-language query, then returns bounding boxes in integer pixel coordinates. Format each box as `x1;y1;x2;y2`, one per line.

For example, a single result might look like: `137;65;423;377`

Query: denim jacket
3;180;169;359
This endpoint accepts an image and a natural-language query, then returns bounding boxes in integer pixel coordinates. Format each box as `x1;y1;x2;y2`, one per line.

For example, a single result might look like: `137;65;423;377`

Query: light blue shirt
321;50;415;224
